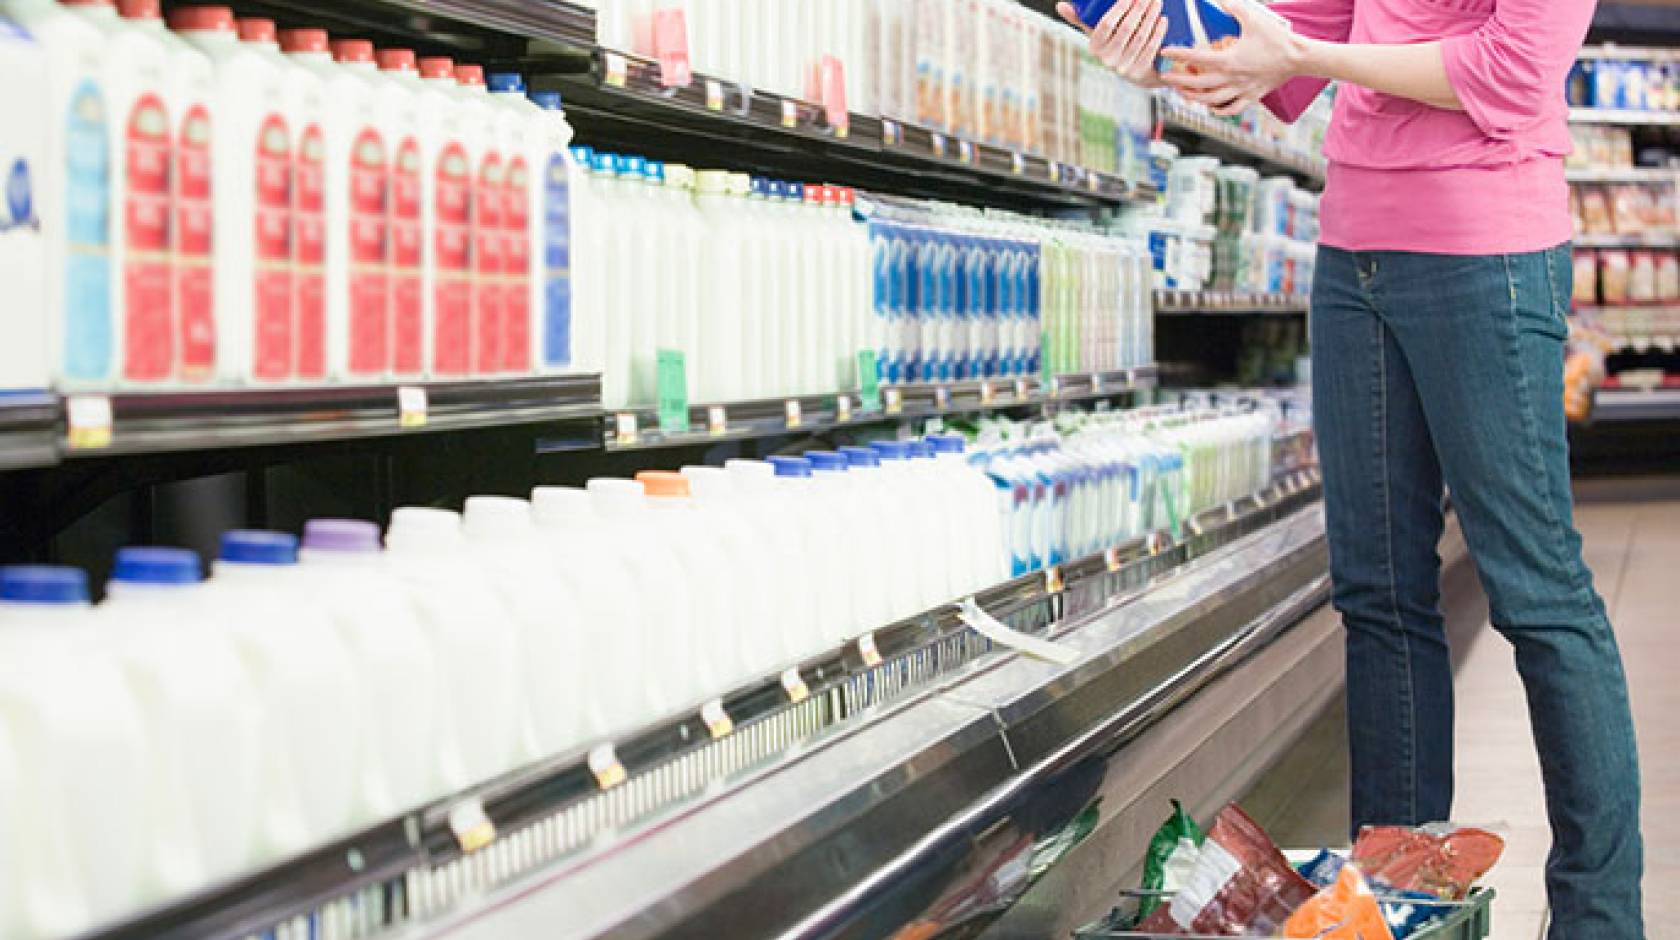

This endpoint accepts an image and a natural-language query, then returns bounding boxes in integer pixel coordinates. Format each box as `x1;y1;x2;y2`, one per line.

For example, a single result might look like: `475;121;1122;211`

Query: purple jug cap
302;519;383;553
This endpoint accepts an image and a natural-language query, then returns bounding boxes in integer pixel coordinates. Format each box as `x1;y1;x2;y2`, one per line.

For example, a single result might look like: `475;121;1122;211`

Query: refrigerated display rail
1155;290;1310;316
79;465;1326;940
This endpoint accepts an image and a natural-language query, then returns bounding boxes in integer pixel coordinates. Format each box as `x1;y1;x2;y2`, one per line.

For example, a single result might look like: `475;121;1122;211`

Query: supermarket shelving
1566;167;1680;184
1578;44;1680;61
1157;97;1328;185
601;367;1159;452
0;393;60;471
1155;290;1310;316
1568;107;1680;126
1593;386;1680;421
79;466;1324;940
1574;232;1680;249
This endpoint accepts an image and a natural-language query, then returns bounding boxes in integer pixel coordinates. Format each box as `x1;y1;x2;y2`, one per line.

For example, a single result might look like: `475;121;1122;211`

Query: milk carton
0;10;47;395
375;48;428;377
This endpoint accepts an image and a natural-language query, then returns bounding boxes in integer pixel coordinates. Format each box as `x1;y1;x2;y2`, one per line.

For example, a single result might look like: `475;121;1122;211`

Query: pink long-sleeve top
1262;0;1595;254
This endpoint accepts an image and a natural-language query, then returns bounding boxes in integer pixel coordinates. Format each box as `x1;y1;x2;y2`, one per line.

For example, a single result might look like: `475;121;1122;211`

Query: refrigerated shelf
1157;98;1328;185
1155;290;1310;316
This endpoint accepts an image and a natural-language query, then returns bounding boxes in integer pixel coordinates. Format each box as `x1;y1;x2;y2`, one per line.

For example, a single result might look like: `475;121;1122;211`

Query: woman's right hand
1057;0;1169;89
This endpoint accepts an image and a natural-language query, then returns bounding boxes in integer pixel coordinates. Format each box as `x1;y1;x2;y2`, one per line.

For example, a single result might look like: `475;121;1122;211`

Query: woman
1058;0;1646;934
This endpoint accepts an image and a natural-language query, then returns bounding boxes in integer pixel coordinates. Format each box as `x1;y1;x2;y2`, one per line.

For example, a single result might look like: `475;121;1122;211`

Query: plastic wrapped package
1133;804;1318;936
1349;825;1505;901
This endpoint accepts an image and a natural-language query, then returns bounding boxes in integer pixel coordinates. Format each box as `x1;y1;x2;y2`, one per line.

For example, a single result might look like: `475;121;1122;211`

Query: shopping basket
1073;886;1496;939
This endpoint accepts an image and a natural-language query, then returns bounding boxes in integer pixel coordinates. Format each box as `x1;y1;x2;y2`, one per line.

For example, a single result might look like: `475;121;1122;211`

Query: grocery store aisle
1250;485;1680;939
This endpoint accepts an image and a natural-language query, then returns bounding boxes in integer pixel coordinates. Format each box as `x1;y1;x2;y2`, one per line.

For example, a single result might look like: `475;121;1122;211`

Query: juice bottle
375;48;427;378
170;7;293;385
281;32;391;381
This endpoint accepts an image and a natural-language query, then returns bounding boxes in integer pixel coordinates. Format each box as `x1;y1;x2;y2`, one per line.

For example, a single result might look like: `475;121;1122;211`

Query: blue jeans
1311;244;1644;938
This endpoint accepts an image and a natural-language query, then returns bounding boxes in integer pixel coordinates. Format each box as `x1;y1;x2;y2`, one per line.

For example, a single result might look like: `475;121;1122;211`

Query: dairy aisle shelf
600;368;1160;452
1575;232;1680;248
1566;167;1680;183
551;51;1158;212
1155;290;1310;316
0;394;60;472
1157;98;1328;185
78;467;1324;940
1569;107;1680;126
1593;386;1680;421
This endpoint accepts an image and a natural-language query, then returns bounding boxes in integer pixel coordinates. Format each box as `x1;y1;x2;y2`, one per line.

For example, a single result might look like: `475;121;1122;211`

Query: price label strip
781;667;810;704
448;797;497;854
1105;546;1124;572
934;386;951;409
781;98;799;128
836;394;853;423
701;698;734;739
884;386;904;415
66;395;113;450
1044;565;1065;594
705;79;724;111
1014;377;1030;401
614;412;639;445
398;386;429;429
980;381;997;406
784;399;803;429
604;52;628;88
957;598;1080;666
1011;151;1026;175
931;133;947;158
588;744;627;790
707;404;728;436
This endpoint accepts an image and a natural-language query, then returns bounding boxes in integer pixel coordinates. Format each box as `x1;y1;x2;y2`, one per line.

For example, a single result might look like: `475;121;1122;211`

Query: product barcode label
931;134;947;158
1105;546;1123;572
614;412;639;445
1011;152;1025;175
934;386;951;409
447;797;496;853
398;386;428;428
1048;160;1062;181
882;120;901;146
1090;373;1103;394
604;52;628;88
784;399;803;428
707;404;728;435
588;744;627;790
857;632;883;668
701;698;734;739
66;395;113;451
781;667;810;703
957;140;974;164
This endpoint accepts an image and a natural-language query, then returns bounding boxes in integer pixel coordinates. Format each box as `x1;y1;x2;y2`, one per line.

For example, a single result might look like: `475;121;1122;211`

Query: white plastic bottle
726;458;816;664
586;478;695;713
418;55;473;377
628;159;666;405
462;496;585;760
170;6;294;384
453;64;504;376
530;486;641;739
486;73;542;375
118;0;217;384
768;456;845;655
238;16;328;382
598;153;642;407
0;566;148;936
384;508;523;789
929;434;1007;592
0;5;48;398
529;91;577;374
804;451;870;639
279;32;390;382
298;519;441;817
836;446;898;630
59;0;168;388
679;466;775;684
662;165;703;401
737;176;773;399
635;472;733;698
375;48;427;378
869;440;933;618
99;546;261;900
209;530;360;858
693;170;740;403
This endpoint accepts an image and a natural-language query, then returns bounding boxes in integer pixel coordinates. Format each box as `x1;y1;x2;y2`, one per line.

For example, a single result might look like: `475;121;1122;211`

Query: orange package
1284;867;1395;940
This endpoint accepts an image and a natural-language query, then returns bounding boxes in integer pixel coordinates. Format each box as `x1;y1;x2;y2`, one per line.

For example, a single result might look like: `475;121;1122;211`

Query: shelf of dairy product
1155;289;1310;316
1156;92;1330;185
1568;108;1680;126
1566;167;1680;184
0;2;607;466
1567;48;1680;120
16;402;1308;940
601;367;1159;451
1576;233;1680;249
1121;156;1321;299
564;0;1158;210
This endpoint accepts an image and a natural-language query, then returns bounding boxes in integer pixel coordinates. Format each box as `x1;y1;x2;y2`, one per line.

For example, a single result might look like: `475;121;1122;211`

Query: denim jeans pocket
1511;248;1570;343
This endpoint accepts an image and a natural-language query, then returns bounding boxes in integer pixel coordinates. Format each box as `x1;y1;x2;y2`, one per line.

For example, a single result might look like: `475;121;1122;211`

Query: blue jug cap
642;160;666;183
908;441;935;459
591;151;618;173
615;154;645;176
839;446;880;468
112;547;202;586
786;182;805;201
805;450;849;472
532;90;564;110
870;440;912;460
768;456;813;478
486;72;525;93
0;566;89;604
219;530;300;566
750;176;771;197
928;434;966;454
570;145;594;163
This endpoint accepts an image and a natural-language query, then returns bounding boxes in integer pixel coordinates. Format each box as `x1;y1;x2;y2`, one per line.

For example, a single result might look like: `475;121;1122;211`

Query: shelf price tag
1014;377;1030;401
66;395;113;451
613;412;639;445
980;381;997;405
1011;151;1026;175
883;386;904;416
447;797;496;854
857;631;884;668
1090;373;1103;394
780;667;810;704
931;133;947;158
957;139;974;164
1044;565;1064;594
701;698;734;739
781;98;799;128
882;119;901;146
784;398;803;429
705;79;724;111
857;349;882;412
934;386;951;410
1086;171;1102;193
707;404;728;436
1105;546;1124;572
656;349;690;435
398;386;429;428
836;394;853;424
1048;159;1062;181
588;744;627;790
603;51;628;88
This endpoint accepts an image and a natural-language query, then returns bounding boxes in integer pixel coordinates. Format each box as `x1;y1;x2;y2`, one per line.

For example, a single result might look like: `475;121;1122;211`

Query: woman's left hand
1159;0;1305;116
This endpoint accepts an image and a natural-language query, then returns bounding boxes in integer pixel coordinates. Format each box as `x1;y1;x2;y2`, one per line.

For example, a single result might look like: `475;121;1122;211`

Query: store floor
1246;482;1680;940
